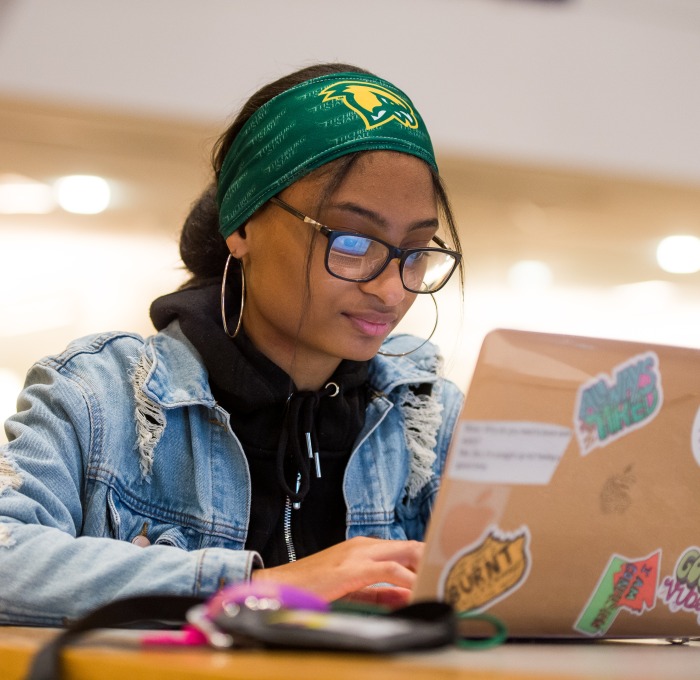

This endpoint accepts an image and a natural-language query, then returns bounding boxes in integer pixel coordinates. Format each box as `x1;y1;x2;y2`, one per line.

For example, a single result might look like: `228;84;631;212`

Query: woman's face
226;150;439;389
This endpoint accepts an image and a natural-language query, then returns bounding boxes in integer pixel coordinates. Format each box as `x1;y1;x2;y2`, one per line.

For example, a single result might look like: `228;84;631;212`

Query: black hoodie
150;283;369;567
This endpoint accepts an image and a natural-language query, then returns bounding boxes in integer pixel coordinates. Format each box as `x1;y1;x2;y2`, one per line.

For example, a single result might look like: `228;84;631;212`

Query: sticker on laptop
439;525;531;613
447;420;572;485
574;550;661;636
574;352;663;456
692;408;700;469
660;546;700;624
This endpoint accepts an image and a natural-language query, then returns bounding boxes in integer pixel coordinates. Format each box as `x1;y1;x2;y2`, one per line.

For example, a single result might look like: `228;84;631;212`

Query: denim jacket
0;321;462;626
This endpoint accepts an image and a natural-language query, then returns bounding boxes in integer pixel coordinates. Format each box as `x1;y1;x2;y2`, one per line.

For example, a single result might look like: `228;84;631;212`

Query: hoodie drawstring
275;382;339;508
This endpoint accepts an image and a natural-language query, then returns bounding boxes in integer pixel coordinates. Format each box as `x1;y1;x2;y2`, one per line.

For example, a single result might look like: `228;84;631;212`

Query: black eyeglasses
269;196;461;294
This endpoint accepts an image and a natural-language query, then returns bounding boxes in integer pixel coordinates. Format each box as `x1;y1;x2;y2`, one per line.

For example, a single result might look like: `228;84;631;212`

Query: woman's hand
250;536;424;607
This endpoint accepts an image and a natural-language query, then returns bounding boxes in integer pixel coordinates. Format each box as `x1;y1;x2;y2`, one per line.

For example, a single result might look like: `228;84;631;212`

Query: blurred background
1;0;699;440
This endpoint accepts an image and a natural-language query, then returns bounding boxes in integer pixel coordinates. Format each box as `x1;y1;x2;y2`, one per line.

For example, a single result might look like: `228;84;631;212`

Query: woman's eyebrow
329;201;439;232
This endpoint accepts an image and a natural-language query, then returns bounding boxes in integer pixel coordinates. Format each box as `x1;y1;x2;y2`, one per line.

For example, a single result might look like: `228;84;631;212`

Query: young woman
0;63;464;626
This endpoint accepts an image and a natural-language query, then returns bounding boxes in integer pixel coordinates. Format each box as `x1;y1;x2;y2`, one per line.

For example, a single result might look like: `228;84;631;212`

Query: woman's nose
358;259;407;306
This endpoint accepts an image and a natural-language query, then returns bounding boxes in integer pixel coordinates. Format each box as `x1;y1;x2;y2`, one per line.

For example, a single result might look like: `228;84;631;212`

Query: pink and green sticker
574;352;663;456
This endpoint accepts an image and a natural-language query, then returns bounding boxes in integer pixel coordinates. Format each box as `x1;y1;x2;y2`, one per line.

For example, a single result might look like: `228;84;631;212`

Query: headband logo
319;80;418;130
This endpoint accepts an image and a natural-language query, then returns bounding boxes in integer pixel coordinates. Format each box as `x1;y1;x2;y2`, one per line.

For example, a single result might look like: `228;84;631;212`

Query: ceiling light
0;174;55;214
656;235;700;274
55;175;111;214
507;260;553;290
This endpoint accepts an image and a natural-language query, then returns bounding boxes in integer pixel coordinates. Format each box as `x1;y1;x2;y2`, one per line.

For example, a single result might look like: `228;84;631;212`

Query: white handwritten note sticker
447;420;572;485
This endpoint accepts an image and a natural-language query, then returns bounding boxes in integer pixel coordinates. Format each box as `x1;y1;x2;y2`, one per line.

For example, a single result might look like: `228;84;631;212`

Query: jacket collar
140;320;217;408
367;334;443;395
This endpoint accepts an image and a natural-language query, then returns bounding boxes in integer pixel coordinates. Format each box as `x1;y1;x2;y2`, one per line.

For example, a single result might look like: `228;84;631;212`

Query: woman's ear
226;227;248;258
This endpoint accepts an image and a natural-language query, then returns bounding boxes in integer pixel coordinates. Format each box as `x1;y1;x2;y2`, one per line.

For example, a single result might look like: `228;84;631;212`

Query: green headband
216;72;437;238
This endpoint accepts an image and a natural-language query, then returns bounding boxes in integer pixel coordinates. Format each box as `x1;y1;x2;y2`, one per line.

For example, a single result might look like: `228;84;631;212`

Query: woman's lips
344;312;396;337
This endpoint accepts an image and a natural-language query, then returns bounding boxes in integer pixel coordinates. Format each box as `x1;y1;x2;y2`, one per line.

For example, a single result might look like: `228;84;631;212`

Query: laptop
412;328;700;639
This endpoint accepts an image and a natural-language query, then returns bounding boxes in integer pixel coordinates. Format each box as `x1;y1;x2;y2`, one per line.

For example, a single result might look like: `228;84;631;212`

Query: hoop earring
221;254;245;339
378;293;439;358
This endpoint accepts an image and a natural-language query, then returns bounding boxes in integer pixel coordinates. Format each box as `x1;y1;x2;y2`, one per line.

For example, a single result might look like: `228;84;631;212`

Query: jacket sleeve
0;361;261;627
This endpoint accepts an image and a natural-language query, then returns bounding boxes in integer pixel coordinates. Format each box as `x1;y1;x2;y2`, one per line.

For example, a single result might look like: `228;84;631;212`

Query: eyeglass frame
268;196;461;294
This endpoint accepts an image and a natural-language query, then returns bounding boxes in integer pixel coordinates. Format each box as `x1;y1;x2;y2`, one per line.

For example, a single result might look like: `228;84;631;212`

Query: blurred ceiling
2;0;700;182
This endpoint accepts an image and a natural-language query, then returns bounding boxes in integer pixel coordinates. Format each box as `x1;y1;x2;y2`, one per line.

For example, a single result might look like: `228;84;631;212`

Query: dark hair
179;62;463;289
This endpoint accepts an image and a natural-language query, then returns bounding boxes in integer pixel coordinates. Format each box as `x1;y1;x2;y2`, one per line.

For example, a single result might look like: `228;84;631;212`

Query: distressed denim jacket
0;321;462;626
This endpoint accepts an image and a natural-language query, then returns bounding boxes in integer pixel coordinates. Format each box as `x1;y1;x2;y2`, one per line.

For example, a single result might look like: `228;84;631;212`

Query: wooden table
2;626;700;680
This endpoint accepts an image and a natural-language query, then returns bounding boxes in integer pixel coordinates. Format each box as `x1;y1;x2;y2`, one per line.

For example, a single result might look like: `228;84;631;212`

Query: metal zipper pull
292;470;302;510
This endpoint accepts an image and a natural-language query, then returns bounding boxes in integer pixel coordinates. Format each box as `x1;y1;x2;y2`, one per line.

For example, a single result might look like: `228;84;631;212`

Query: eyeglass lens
328;233;456;292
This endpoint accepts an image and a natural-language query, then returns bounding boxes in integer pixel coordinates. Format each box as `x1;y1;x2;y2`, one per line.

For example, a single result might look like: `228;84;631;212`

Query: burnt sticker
574;352;663;456
440;526;531;613
575;550;660;636
660;546;700;623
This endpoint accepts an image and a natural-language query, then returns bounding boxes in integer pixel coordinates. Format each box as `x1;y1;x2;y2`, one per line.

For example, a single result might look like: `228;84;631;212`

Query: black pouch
208;600;457;653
